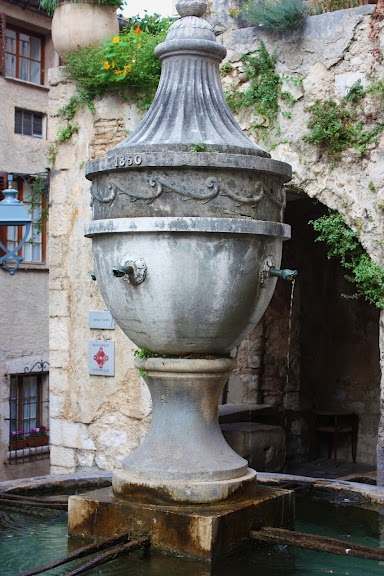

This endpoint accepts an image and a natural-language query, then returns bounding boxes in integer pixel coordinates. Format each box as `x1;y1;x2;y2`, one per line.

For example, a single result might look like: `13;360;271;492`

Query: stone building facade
48;2;384;479
0;0;57;480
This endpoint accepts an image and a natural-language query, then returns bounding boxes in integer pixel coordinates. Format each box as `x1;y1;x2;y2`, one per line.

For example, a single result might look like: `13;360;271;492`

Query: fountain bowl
85;216;290;355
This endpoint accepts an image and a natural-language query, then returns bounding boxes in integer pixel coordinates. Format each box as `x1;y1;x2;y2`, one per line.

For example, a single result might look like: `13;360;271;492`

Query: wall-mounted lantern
0;176;32;275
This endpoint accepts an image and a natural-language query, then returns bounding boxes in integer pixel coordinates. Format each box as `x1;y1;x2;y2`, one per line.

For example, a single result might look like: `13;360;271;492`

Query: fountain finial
176;0;207;17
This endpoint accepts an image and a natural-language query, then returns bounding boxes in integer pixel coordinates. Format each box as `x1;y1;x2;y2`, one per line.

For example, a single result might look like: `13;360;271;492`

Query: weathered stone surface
48;2;384;479
48;80;153;474
68;485;294;559
334;71;366;97
88;161;290;222
221;422;286;472
86;218;289;355
112;358;256;504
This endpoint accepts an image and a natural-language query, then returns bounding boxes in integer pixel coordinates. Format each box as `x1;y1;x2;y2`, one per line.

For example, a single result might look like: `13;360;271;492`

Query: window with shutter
14;108;44;139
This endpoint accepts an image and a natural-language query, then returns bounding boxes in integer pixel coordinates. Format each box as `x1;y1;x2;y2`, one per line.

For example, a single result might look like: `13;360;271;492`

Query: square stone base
68;485;294;561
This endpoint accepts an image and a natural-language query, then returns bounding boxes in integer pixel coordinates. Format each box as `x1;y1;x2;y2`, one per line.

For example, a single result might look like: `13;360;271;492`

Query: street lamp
0;179;32;275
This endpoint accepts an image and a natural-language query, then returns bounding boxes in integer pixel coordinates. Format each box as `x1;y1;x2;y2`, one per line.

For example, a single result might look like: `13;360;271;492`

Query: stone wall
209;2;384;467
48;69;151;474
209;3;384;265
48;3;384;474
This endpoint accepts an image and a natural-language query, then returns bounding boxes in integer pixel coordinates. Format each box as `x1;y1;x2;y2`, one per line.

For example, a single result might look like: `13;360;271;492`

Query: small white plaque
89;310;115;330
89;340;115;376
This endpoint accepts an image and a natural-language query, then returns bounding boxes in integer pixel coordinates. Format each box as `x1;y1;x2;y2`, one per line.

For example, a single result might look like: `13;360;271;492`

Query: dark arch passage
278;196;381;466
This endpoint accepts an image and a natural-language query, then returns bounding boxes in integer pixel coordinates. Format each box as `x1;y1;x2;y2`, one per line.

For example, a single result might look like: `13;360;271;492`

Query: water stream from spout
283;278;296;473
284;278;296;410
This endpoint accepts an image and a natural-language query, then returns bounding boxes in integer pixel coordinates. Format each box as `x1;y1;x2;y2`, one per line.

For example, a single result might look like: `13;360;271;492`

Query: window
0;175;47;264
5;26;44;85
8;371;49;463
9;373;49;438
15;108;44;138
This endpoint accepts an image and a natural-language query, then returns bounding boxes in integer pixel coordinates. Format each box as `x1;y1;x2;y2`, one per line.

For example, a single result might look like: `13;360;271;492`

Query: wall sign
89;310;115;330
89;340;115;376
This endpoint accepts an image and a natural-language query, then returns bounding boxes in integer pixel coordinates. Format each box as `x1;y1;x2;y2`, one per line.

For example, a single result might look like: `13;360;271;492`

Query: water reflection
1;493;384;576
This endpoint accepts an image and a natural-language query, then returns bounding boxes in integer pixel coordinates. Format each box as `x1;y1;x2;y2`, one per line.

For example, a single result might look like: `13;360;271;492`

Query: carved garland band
90;177;285;209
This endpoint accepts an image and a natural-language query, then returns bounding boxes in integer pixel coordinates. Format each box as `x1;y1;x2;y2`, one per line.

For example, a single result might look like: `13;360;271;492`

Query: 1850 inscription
115;154;142;168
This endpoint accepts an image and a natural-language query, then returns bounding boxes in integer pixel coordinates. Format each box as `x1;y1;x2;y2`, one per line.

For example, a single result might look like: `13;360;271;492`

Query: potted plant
39;0;123;57
26;425;49;448
9;430;26;451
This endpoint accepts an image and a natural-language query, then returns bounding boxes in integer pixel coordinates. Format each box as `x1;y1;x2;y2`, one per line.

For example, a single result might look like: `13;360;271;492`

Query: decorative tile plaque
89;340;115;376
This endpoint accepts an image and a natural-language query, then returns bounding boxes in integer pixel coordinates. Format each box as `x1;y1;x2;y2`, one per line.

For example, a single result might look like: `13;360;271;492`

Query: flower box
26;435;49;448
9;439;27;451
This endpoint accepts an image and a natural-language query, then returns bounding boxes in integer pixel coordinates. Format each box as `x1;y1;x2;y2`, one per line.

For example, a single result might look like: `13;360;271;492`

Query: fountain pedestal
68;357;294;560
68;485;294;560
113;358;256;504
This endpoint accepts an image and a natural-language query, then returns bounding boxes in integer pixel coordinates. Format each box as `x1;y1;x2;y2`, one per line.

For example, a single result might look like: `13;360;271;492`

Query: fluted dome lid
109;0;269;158
165;15;217;42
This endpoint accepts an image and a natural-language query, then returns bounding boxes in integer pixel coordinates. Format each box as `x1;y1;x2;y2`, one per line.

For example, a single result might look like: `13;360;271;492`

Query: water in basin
1;491;383;575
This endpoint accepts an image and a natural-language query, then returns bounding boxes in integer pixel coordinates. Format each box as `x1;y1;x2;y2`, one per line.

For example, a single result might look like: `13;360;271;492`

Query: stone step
221;422;286;473
218;403;276;423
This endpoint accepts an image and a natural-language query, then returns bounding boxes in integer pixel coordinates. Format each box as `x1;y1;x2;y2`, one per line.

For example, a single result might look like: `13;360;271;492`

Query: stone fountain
69;0;295;561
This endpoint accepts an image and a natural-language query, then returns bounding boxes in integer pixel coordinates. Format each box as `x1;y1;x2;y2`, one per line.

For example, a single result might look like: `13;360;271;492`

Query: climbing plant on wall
310;210;384;309
225;40;295;129
48;16;174;165
303;81;384;160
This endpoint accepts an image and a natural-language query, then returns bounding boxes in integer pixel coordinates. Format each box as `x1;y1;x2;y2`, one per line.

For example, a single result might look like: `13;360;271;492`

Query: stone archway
227;195;381;469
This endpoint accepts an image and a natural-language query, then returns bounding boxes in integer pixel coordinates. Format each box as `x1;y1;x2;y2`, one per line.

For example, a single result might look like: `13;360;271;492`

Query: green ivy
63;24;169;109
48;122;79;166
225;41;289;127
39;0;123;17
310;210;384;308
304;81;384;159
48;17;172;165
27;176;49;237
133;348;154;359
344;79;366;103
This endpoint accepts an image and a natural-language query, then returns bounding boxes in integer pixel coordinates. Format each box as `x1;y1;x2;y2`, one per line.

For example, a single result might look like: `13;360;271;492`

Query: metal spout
112;257;147;285
112;266;134;279
269;267;298;281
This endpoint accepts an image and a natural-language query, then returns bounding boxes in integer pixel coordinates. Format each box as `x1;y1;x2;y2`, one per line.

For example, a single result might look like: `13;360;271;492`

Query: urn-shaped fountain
80;0;294;557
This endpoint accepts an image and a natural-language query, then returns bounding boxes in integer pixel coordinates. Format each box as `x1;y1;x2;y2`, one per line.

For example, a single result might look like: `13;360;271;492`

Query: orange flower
112;36;120;43
104;61;111;70
135;25;142;34
114;69;122;75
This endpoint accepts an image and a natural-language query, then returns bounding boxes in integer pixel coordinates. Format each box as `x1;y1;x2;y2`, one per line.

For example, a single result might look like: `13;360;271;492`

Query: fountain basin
85;217;290;355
